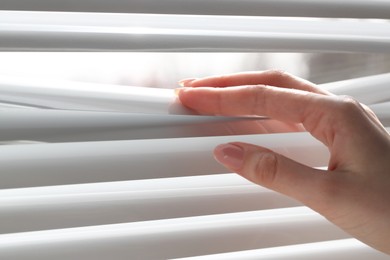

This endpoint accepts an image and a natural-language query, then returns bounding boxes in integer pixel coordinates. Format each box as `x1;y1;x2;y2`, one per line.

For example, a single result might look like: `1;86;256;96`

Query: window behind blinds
0;1;390;259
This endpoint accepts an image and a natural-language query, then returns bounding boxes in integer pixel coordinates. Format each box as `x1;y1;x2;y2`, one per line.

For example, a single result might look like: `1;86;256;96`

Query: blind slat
1;73;389;113
2;105;388;143
0;75;189;114
321;73;390;105
0;174;252;197
176;239;390;260
0;109;265;142
0;132;329;189
0;184;300;233
1;0;390;19
0;207;349;259
1;11;390;52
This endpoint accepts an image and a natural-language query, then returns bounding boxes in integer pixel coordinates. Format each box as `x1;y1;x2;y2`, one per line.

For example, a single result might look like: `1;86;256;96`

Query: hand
177;70;390;254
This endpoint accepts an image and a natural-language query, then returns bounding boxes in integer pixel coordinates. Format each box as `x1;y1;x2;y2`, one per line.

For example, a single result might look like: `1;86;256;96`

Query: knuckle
265;69;291;81
245;85;267;115
215;75;232;86
335;95;363;116
253;152;278;186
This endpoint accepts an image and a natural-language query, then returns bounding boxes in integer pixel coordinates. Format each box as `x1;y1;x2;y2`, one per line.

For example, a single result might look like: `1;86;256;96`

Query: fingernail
214;143;244;170
174;88;183;96
178;78;196;87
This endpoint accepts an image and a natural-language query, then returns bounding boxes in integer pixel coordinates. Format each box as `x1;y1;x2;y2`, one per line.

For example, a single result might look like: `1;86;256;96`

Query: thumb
214;142;329;208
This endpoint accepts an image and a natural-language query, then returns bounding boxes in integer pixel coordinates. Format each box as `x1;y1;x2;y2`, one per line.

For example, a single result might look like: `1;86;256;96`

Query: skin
177;70;390;254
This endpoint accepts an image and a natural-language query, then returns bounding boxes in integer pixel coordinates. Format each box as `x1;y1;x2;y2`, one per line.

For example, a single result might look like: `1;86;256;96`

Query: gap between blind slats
1;11;390;52
1;0;390;19
0;207;349;259
175;239;390;260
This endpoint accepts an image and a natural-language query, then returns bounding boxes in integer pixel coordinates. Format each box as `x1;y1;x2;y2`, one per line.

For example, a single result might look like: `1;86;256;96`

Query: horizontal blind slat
0;207;349;259
2;106;387;143
0;75;189;114
0;184;300;233
0;109;266;142
1;0;390;19
0;174;253;197
1;73;389;113
175;239;390;260
0;133;329;189
321;73;390;105
1;12;390;52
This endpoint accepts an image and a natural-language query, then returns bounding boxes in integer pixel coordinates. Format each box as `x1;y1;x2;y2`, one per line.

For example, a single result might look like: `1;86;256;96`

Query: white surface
321;73;390;105
0;132;329;188
0;109;266;142
0;207;349;259
0;174;251;197
1;0;390;19
0;75;189;113
176;239;389;260
1;105;387;143
1;11;390;52
0;178;300;233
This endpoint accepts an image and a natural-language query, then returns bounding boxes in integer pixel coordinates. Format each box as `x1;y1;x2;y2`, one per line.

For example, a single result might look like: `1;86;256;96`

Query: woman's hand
177;70;390;254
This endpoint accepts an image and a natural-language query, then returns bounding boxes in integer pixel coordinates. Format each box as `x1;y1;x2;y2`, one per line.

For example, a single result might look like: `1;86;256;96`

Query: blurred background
0;52;390;87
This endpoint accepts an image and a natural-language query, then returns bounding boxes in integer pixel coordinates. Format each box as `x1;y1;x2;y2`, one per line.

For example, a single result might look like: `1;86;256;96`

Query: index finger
180;70;332;96
177;85;371;147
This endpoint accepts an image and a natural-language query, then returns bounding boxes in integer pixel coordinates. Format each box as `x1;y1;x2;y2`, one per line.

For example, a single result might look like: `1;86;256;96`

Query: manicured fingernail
178;78;196;87
214;143;244;170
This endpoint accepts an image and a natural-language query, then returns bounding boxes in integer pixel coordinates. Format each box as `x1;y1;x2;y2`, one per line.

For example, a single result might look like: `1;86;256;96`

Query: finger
180;70;332;95
178;84;328;122
221;119;304;136
177;85;374;146
213;142;337;213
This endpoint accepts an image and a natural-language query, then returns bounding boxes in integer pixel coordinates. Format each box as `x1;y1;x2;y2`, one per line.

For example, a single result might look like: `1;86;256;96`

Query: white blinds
1;11;390;52
2;0;390;18
1;2;390;260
